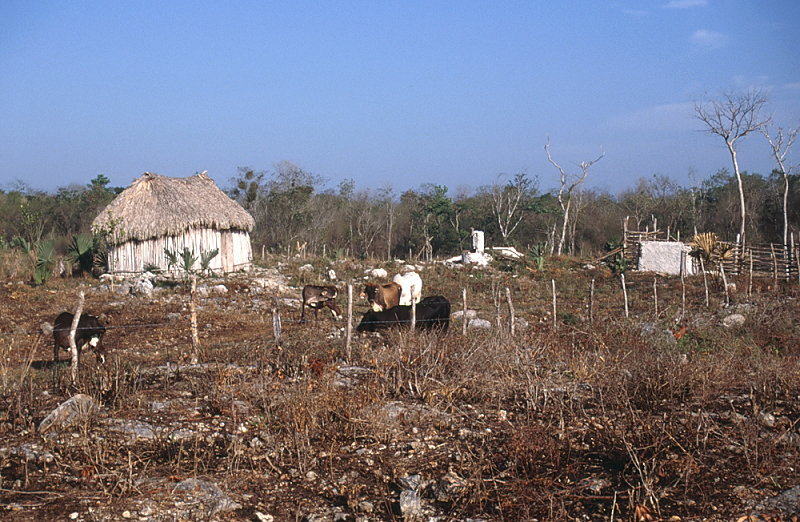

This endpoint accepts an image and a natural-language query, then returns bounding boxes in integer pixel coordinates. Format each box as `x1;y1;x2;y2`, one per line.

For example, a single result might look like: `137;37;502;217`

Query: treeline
0;164;797;274
0;175;120;252
227;161;799;261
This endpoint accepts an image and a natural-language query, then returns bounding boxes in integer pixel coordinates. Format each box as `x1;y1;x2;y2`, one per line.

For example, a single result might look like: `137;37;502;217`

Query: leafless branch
545;136;604;255
491;172;530;241
692;88;771;247
762;122;799;246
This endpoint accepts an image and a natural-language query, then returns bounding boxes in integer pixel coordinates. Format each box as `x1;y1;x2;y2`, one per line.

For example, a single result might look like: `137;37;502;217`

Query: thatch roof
92;172;255;244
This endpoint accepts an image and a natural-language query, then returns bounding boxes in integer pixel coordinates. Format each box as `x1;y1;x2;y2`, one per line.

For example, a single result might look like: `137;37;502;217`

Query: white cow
392;272;423;306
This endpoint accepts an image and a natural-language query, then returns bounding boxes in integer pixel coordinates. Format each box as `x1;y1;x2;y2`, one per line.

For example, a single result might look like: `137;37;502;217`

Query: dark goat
356;295;450;333
301;285;341;323
53;312;107;364
361;281;402;312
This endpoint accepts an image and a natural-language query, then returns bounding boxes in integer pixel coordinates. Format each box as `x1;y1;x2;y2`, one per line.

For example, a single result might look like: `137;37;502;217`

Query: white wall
638;241;695;275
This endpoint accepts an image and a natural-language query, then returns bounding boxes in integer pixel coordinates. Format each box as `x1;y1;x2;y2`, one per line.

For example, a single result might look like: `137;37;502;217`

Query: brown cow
301;285;341;323
361;282;402;312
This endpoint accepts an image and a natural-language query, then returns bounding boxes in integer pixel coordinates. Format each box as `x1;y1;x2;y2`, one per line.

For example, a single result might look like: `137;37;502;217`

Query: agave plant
34;239;55;284
164;248;179;272
66;233;102;276
11;236;32;256
93;249;108;274
200;248;219;276
689;232;734;267
179;247;198;274
528;243;546;271
11;236;52;283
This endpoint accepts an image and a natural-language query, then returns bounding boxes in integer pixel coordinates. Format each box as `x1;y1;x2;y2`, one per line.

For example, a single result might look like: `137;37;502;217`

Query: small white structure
470;229;485;253
638;241;695;275
451;252;492;266
491;246;524;260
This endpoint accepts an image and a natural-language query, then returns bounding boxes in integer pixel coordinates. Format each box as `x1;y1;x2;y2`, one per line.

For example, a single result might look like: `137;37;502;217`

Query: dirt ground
1;262;799;521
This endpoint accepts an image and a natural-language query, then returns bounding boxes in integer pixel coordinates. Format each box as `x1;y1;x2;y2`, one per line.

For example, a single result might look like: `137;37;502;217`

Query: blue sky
1;1;798;197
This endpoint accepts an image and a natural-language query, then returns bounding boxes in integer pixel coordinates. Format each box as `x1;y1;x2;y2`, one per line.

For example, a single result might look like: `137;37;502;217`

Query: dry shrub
0;249;32;281
0;336;20;396
506;422;568;479
748;298;800;355
3;255;800;520
252;366;374;470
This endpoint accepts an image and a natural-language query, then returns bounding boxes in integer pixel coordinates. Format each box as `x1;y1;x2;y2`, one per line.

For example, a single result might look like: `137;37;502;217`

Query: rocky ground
1;260;799;521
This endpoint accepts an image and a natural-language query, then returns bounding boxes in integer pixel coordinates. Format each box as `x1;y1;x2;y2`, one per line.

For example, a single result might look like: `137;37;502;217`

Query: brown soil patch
1;262;799;521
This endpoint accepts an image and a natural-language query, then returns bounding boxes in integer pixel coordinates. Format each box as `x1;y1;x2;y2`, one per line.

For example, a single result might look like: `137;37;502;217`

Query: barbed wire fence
0;263;798;386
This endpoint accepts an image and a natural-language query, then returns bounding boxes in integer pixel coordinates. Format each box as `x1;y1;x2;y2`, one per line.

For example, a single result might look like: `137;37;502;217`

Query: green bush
66;233;102;276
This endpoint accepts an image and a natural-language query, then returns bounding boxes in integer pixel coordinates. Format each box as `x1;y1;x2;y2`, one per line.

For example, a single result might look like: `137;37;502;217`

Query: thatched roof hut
92;172;255;275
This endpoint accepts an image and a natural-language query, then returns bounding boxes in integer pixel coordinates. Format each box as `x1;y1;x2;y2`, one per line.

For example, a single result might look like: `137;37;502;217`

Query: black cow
53;312;107;364
301;285;341;323
356;295;450;333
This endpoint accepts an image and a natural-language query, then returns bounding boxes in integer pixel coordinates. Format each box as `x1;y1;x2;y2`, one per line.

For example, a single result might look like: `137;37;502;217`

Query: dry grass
0;255;799;520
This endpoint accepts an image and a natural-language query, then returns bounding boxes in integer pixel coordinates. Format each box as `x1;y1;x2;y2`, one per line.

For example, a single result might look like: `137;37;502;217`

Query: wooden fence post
493;281;501;330
551;279;557;329
796;242;800;291
680;250;686;318
796;236;800;291
653;277;658;318
720;262;730;307
410;285;416;333
771;243;778;286
786;239;791;282
699;257;709;308
505;287;515;337
621;273;629;319
462;288;468;336
69;291;85;385
623;216;629;252
748;249;753;296
190;275;199;364
271;293;282;349
346;283;353;361
589;278;594;325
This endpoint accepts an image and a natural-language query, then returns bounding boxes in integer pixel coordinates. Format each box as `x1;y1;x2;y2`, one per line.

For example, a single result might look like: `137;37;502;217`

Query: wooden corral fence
622;217;800;279
716;241;800;280
621;216;678;270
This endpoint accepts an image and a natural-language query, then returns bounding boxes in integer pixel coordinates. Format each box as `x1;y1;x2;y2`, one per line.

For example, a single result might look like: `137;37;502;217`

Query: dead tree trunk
545;136;603;255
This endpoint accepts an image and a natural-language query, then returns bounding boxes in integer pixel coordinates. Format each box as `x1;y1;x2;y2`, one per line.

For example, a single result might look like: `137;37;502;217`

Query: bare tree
491;172;531;243
257;161;326;252
761;122;798;247
343;187;382;257
378;185;395;260
545;137;604;255
620;174;689;236
692;88;770;248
